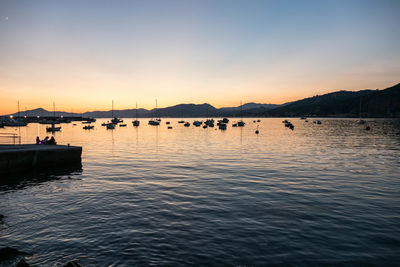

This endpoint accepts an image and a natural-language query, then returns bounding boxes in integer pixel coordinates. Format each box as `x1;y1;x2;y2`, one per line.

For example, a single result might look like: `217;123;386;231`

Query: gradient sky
1;0;399;114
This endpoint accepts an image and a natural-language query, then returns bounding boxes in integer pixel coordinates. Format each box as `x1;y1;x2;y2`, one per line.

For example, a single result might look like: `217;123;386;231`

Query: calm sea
1;118;400;266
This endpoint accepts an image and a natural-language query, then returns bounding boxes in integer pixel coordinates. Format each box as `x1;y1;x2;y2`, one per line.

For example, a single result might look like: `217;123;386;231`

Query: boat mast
17;101;20;119
112;100;114;118
53;101;56;118
156;99;158;119
359;97;362;120
240;100;243;120
136;102;138;120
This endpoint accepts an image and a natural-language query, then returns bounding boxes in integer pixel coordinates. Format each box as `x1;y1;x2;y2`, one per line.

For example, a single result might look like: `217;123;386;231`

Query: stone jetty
0;144;82;175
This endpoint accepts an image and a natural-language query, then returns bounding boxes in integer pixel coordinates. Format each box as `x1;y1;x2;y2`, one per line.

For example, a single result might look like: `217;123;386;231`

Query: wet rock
0;247;29;261
0;214;3;223
63;260;83;267
16;258;30;267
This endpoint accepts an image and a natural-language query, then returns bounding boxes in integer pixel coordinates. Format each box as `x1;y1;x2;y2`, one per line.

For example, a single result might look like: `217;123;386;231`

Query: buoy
255;130;259;134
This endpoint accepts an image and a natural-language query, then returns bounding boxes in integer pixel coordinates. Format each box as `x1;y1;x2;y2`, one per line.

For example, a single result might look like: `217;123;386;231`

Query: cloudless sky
1;0;399;114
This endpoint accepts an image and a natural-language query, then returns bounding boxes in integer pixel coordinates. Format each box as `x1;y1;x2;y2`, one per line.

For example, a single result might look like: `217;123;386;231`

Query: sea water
1;118;399;266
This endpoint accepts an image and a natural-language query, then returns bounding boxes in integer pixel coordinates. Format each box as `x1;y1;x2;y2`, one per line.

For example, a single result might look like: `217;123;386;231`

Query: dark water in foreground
1;118;400;266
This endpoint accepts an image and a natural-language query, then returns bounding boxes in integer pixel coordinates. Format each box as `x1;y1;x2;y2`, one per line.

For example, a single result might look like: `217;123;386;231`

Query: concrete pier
0;144;82;175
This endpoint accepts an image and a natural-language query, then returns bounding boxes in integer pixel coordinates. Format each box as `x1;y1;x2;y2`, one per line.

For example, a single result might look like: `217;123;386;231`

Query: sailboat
46;102;61;132
204;105;214;127
357;97;366;124
148;99;160;125
5;101;27;126
178;105;185;123
111;100;123;124
106;123;115;130
132;102;140;127
237;100;245;127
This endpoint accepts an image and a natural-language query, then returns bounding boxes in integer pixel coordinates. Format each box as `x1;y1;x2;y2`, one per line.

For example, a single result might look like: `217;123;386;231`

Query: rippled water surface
1;118;400;266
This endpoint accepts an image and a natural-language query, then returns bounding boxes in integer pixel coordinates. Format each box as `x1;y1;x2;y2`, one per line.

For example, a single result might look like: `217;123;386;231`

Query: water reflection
0;165;82;191
0;118;400;266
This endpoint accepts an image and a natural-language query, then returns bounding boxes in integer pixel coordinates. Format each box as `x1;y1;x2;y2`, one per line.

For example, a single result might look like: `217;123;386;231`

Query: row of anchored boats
95;117;246;130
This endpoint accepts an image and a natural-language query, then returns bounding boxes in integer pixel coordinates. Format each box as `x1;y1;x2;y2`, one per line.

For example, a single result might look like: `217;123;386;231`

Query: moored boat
106;123;115;129
46;123;61;132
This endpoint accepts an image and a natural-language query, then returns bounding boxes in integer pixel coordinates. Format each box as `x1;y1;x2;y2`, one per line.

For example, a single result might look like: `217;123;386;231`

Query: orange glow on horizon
1;80;398;115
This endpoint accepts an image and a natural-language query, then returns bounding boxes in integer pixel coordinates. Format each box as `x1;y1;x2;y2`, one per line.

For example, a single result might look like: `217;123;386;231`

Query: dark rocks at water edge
63;260;84;267
0;247;29;261
0;247;84;266
0;214;3;223
16;258;30;267
0;247;31;266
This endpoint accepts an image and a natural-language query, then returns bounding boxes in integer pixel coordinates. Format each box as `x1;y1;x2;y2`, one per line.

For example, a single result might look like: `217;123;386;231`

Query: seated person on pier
41;136;49;144
48;136;56;145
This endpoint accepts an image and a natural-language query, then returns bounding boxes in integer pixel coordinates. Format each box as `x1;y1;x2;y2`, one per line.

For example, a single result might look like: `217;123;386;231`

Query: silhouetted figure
48;136;56;145
36;136;40;144
41;136;49;144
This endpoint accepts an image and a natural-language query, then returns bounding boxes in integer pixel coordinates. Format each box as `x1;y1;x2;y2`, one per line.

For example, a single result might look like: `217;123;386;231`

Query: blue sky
0;0;399;113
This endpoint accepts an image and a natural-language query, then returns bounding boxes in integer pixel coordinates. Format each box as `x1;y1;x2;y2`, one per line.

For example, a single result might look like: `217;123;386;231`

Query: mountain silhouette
4;83;399;118
259;83;400;117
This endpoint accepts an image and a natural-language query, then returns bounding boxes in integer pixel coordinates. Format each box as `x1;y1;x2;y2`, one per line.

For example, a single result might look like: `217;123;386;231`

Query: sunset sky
1;0;399;114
